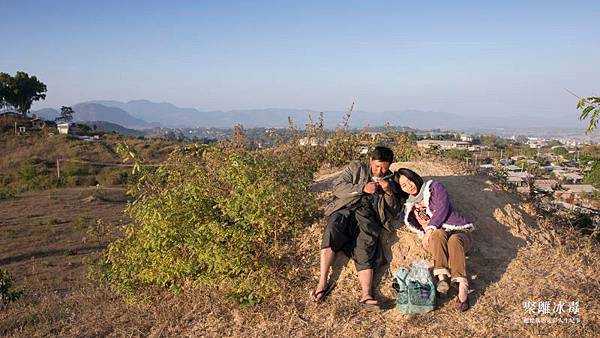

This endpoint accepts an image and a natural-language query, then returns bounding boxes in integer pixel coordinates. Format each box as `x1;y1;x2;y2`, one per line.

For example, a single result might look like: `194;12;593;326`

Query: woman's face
398;175;418;196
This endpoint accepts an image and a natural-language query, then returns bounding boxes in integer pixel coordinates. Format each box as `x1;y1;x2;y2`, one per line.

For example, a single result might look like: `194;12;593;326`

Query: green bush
388;131;417;162
61;161;92;177
445;149;470;161
0;190;14;200
0;269;22;304
64;175;97;187
103;143;319;303
17;161;44;182
96;168;131;186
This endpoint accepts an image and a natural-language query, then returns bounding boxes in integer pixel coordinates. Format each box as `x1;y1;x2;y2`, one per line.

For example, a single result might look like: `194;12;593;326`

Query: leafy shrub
64;175;97;187
323;110;361;167
17;161;44;182
387;131;417;162
0;190;14;200
102;143;319;303
61;161;92;177
96;168;131;186
0;269;22;304
445;149;470;161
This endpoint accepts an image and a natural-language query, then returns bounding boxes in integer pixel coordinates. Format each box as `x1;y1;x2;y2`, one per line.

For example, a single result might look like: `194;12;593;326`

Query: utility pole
56;159;61;178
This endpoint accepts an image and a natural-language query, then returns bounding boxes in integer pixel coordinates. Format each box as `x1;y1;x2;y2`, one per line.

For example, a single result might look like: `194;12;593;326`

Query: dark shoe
310;283;334;303
456;295;470;312
358;296;379;306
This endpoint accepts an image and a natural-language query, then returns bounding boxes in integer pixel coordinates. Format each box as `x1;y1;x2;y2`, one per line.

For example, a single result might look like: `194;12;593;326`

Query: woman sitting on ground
394;168;475;311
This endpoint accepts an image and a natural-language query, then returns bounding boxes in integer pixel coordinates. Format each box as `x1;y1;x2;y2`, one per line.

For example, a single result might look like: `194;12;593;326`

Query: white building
57;122;71;135
417;140;471;150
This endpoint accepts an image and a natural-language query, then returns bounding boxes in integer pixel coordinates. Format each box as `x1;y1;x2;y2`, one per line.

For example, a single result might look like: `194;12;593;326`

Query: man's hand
363;182;378;194
379;179;392;195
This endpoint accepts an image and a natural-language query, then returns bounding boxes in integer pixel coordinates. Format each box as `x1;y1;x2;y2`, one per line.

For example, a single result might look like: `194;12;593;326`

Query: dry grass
0;132;179;194
1;162;599;337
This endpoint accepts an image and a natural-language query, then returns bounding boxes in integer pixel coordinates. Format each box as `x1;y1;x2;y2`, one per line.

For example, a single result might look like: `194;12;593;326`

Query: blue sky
1;0;599;125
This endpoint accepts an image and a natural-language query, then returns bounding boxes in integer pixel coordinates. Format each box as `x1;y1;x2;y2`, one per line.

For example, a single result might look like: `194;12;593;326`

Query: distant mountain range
32;99;585;131
89;99;477;129
33;103;158;129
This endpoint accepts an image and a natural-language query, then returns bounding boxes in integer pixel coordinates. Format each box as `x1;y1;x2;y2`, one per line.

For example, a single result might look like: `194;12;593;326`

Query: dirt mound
2;162;598;337
117;161;595;336
165;161;599;336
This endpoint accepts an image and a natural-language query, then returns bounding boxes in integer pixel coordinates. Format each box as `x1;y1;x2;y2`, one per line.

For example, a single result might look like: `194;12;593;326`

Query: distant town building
417;140;470;150
560;172;584;184
298;136;324;146
479;164;496;175
57;122;71;135
533;179;559;192
506;164;524;172
555;184;598;203
561;184;597;195
364;132;393;143
460;134;473;142
57;122;82;135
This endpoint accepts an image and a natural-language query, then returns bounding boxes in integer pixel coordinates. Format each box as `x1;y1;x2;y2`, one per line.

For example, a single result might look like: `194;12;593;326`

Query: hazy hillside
33;108;60;121
71;103;156;129
80;121;145;137
86;100;476;129
32;104;157;130
33;99;587;131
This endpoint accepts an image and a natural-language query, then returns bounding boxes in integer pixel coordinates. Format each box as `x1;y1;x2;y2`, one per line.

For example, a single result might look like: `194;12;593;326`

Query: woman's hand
422;229;433;250
415;209;430;227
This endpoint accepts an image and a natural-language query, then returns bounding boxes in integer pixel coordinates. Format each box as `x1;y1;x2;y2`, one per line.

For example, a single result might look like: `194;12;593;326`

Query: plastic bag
407;259;432;285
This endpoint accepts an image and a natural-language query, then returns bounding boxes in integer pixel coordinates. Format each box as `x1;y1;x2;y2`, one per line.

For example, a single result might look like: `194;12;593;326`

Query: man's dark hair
370;146;394;163
394;168;424;193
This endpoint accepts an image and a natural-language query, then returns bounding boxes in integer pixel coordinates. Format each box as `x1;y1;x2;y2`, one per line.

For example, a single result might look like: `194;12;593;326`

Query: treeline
0;71;47;116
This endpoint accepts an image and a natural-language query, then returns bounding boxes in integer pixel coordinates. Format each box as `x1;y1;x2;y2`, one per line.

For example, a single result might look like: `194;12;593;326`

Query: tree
59;106;75;122
553;146;572;160
577;96;600;133
0;73;15;112
0;71;47;116
584;161;600;188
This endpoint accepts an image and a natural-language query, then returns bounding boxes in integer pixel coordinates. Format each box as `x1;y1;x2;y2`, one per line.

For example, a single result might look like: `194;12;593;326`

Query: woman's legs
428;229;451;278
447;232;472;302
429;229;473;301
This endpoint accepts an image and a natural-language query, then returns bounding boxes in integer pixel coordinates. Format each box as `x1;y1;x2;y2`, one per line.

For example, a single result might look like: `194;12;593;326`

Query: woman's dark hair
394;168;424;194
370;146;394;163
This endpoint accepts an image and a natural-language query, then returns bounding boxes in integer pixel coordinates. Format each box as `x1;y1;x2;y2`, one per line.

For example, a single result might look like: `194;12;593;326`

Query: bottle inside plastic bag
406;259;432;284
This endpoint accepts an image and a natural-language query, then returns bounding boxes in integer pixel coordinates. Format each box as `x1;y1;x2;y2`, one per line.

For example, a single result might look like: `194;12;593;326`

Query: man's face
369;158;391;177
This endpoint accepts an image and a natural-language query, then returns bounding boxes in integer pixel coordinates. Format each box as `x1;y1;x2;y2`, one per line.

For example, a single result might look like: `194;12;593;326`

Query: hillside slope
0;161;597;336
160;161;599;336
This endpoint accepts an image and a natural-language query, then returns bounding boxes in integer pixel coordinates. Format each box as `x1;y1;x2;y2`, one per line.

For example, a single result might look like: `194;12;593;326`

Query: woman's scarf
406;181;428;205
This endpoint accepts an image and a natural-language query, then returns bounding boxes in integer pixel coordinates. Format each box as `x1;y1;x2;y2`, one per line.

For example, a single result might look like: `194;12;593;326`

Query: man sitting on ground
311;146;400;305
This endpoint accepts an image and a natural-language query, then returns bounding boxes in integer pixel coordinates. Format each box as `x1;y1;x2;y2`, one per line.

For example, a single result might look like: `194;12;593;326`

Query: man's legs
316;247;335;296
353;202;383;304
313;209;352;300
357;269;376;303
